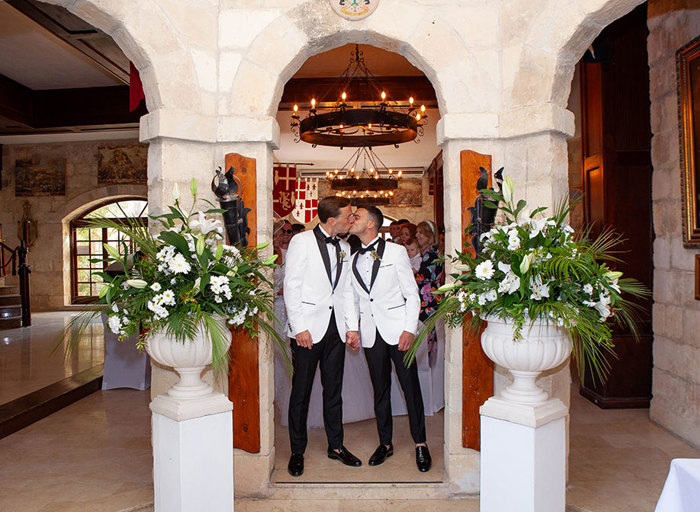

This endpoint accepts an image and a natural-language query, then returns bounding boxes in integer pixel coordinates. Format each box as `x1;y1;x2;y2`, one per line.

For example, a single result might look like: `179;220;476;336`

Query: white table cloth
655;458;700;512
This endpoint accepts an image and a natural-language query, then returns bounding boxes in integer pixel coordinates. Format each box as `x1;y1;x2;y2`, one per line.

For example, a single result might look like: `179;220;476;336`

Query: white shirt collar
361;235;380;249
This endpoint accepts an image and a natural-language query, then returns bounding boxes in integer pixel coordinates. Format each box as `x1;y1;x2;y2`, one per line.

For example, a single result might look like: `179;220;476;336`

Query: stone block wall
648;0;700;448
0;140;147;310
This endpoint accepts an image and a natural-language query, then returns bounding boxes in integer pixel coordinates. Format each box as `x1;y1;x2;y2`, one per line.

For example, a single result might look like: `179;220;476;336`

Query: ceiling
0;3;441;169
0;2;122;90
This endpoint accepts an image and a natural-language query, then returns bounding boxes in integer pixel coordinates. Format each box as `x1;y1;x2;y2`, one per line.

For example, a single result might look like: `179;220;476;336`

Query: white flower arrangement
408;175;649;381
59;179;283;372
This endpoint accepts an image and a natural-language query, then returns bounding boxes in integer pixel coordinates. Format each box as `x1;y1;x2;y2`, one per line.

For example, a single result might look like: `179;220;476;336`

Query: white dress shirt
318;225;338;283
355;235;380;288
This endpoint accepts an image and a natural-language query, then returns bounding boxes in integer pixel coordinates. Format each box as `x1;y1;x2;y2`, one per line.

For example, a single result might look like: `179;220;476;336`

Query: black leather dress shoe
327;446;362;467
368;444;394;466
415;445;432;472
288;453;304;477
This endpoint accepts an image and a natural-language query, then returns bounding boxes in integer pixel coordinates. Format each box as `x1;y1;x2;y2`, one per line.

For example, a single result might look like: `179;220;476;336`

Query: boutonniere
370;250;381;261
338;250;346;259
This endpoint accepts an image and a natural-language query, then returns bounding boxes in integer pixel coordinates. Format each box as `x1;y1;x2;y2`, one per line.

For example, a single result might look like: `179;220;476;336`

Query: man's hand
346;330;360;350
398;331;415;352
295;330;313;349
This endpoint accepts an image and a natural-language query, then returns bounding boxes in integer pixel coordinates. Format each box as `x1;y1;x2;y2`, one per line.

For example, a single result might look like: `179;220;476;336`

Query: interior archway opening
270;43;446;484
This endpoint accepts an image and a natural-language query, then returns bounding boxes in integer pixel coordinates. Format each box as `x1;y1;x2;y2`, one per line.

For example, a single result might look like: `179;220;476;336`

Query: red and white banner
292;178;319;224
273;164;297;217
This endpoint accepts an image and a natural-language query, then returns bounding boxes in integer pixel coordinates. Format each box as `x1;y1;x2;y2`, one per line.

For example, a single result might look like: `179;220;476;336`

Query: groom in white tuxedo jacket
283;196;362;477
345;205;432;472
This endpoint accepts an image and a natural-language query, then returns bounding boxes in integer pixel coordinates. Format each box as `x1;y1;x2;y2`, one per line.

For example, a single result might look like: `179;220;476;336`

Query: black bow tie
359;242;378;254
324;236;340;246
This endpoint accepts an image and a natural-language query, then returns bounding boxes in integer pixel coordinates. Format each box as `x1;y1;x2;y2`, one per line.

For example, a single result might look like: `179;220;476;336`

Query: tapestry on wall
15;159;66;196
317;178;422;207
97;144;148;185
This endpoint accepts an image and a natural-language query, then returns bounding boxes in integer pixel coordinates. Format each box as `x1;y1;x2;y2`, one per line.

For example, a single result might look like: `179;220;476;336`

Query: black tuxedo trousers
288;312;345;454
364;331;426;446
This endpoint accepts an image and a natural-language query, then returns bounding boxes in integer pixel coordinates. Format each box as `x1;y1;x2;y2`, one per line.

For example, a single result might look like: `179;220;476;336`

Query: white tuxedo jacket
346;239;420;348
284;227;354;343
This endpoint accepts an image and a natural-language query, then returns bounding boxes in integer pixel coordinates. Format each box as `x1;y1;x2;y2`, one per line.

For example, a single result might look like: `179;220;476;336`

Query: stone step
0;317;22;330
0;294;21;307
0;285;19;296
0;365;103;439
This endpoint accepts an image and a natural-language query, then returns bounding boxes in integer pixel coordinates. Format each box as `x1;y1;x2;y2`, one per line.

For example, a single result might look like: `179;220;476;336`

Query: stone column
480;397;567;512
151;395;235;511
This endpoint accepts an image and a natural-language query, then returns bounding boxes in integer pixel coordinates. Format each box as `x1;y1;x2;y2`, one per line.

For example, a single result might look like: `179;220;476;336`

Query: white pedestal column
480;397;567;512
151;392;234;512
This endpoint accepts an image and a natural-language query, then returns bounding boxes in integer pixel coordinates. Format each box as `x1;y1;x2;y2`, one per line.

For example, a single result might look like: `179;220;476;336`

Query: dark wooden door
579;4;653;408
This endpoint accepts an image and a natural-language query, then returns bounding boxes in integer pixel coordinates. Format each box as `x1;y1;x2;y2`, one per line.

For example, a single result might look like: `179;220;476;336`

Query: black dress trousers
288;312;345;454
363;330;426;446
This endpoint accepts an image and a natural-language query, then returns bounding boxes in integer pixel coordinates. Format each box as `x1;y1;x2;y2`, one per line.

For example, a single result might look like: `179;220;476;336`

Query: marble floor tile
1;312;699;511
0;312;104;404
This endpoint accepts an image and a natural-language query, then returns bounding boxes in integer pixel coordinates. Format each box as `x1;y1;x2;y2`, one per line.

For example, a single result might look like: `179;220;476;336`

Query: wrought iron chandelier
327;146;402;204
290;44;428;148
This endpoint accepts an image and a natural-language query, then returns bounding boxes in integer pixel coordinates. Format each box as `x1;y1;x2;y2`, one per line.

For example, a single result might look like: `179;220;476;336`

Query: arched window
70;198;148;303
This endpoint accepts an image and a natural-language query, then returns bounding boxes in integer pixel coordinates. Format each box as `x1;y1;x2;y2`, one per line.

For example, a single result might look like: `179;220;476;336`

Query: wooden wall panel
225;153;261;453
459;150;495;450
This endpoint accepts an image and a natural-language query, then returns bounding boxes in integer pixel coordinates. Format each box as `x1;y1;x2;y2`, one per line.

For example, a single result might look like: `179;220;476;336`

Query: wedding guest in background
399;222;417;246
404;237;422;273
281;220;293;251
388;221;401;242
291;223;305;237
415;220;444;362
392;219;411;245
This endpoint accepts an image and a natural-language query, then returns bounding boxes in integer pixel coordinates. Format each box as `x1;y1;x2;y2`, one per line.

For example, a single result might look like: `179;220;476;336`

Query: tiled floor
0;312;699;511
273;411;445;483
0;311;104;404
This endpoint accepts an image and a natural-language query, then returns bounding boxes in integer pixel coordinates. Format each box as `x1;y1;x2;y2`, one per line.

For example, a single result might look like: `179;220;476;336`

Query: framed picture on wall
678;35;700;247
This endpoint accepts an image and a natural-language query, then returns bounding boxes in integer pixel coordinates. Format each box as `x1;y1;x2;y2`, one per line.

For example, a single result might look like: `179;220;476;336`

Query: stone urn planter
480;316;572;405
146;318;232;400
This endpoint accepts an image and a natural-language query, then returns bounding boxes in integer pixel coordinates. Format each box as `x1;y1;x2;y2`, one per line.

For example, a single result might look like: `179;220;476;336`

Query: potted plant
59;179;285;398
406;176;648;404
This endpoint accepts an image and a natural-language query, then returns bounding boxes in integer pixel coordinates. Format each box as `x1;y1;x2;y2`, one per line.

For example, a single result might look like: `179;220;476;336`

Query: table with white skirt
655;458;700;512
274;293;444;428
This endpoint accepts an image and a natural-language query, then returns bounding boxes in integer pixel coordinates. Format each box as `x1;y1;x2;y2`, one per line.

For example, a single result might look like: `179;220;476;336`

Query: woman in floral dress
415;221;444;359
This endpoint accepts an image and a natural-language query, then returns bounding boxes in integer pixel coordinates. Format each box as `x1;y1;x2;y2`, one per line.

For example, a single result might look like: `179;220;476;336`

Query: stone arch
60;185;148;305
41;0;205;114
506;0;646;111
224;0;498;119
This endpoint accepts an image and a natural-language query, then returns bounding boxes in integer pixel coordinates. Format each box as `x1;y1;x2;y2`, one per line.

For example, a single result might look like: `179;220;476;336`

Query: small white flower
150;283;162;292
529;275;550;301
214;295;223;303
168;253;191;274
477;294;487;306
170;278;177;285
475;260;495;280
594;292;612;320
498;272;521;295
107;315;122;334
161;289;176;306
508;234;521;250
484;290;498;302
111;303;119;313
583;283;593;295
583;300;596;307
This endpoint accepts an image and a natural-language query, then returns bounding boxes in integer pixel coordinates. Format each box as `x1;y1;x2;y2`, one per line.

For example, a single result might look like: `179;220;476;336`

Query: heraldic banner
273;164;297;217
292;178;319;224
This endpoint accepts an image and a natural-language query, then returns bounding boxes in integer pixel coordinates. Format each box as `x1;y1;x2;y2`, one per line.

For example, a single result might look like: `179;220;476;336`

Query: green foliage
406;178;649;384
56;180;287;373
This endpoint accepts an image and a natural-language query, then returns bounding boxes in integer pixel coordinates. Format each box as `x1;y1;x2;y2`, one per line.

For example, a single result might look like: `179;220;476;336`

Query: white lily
190;211;223;236
126;279;147;289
